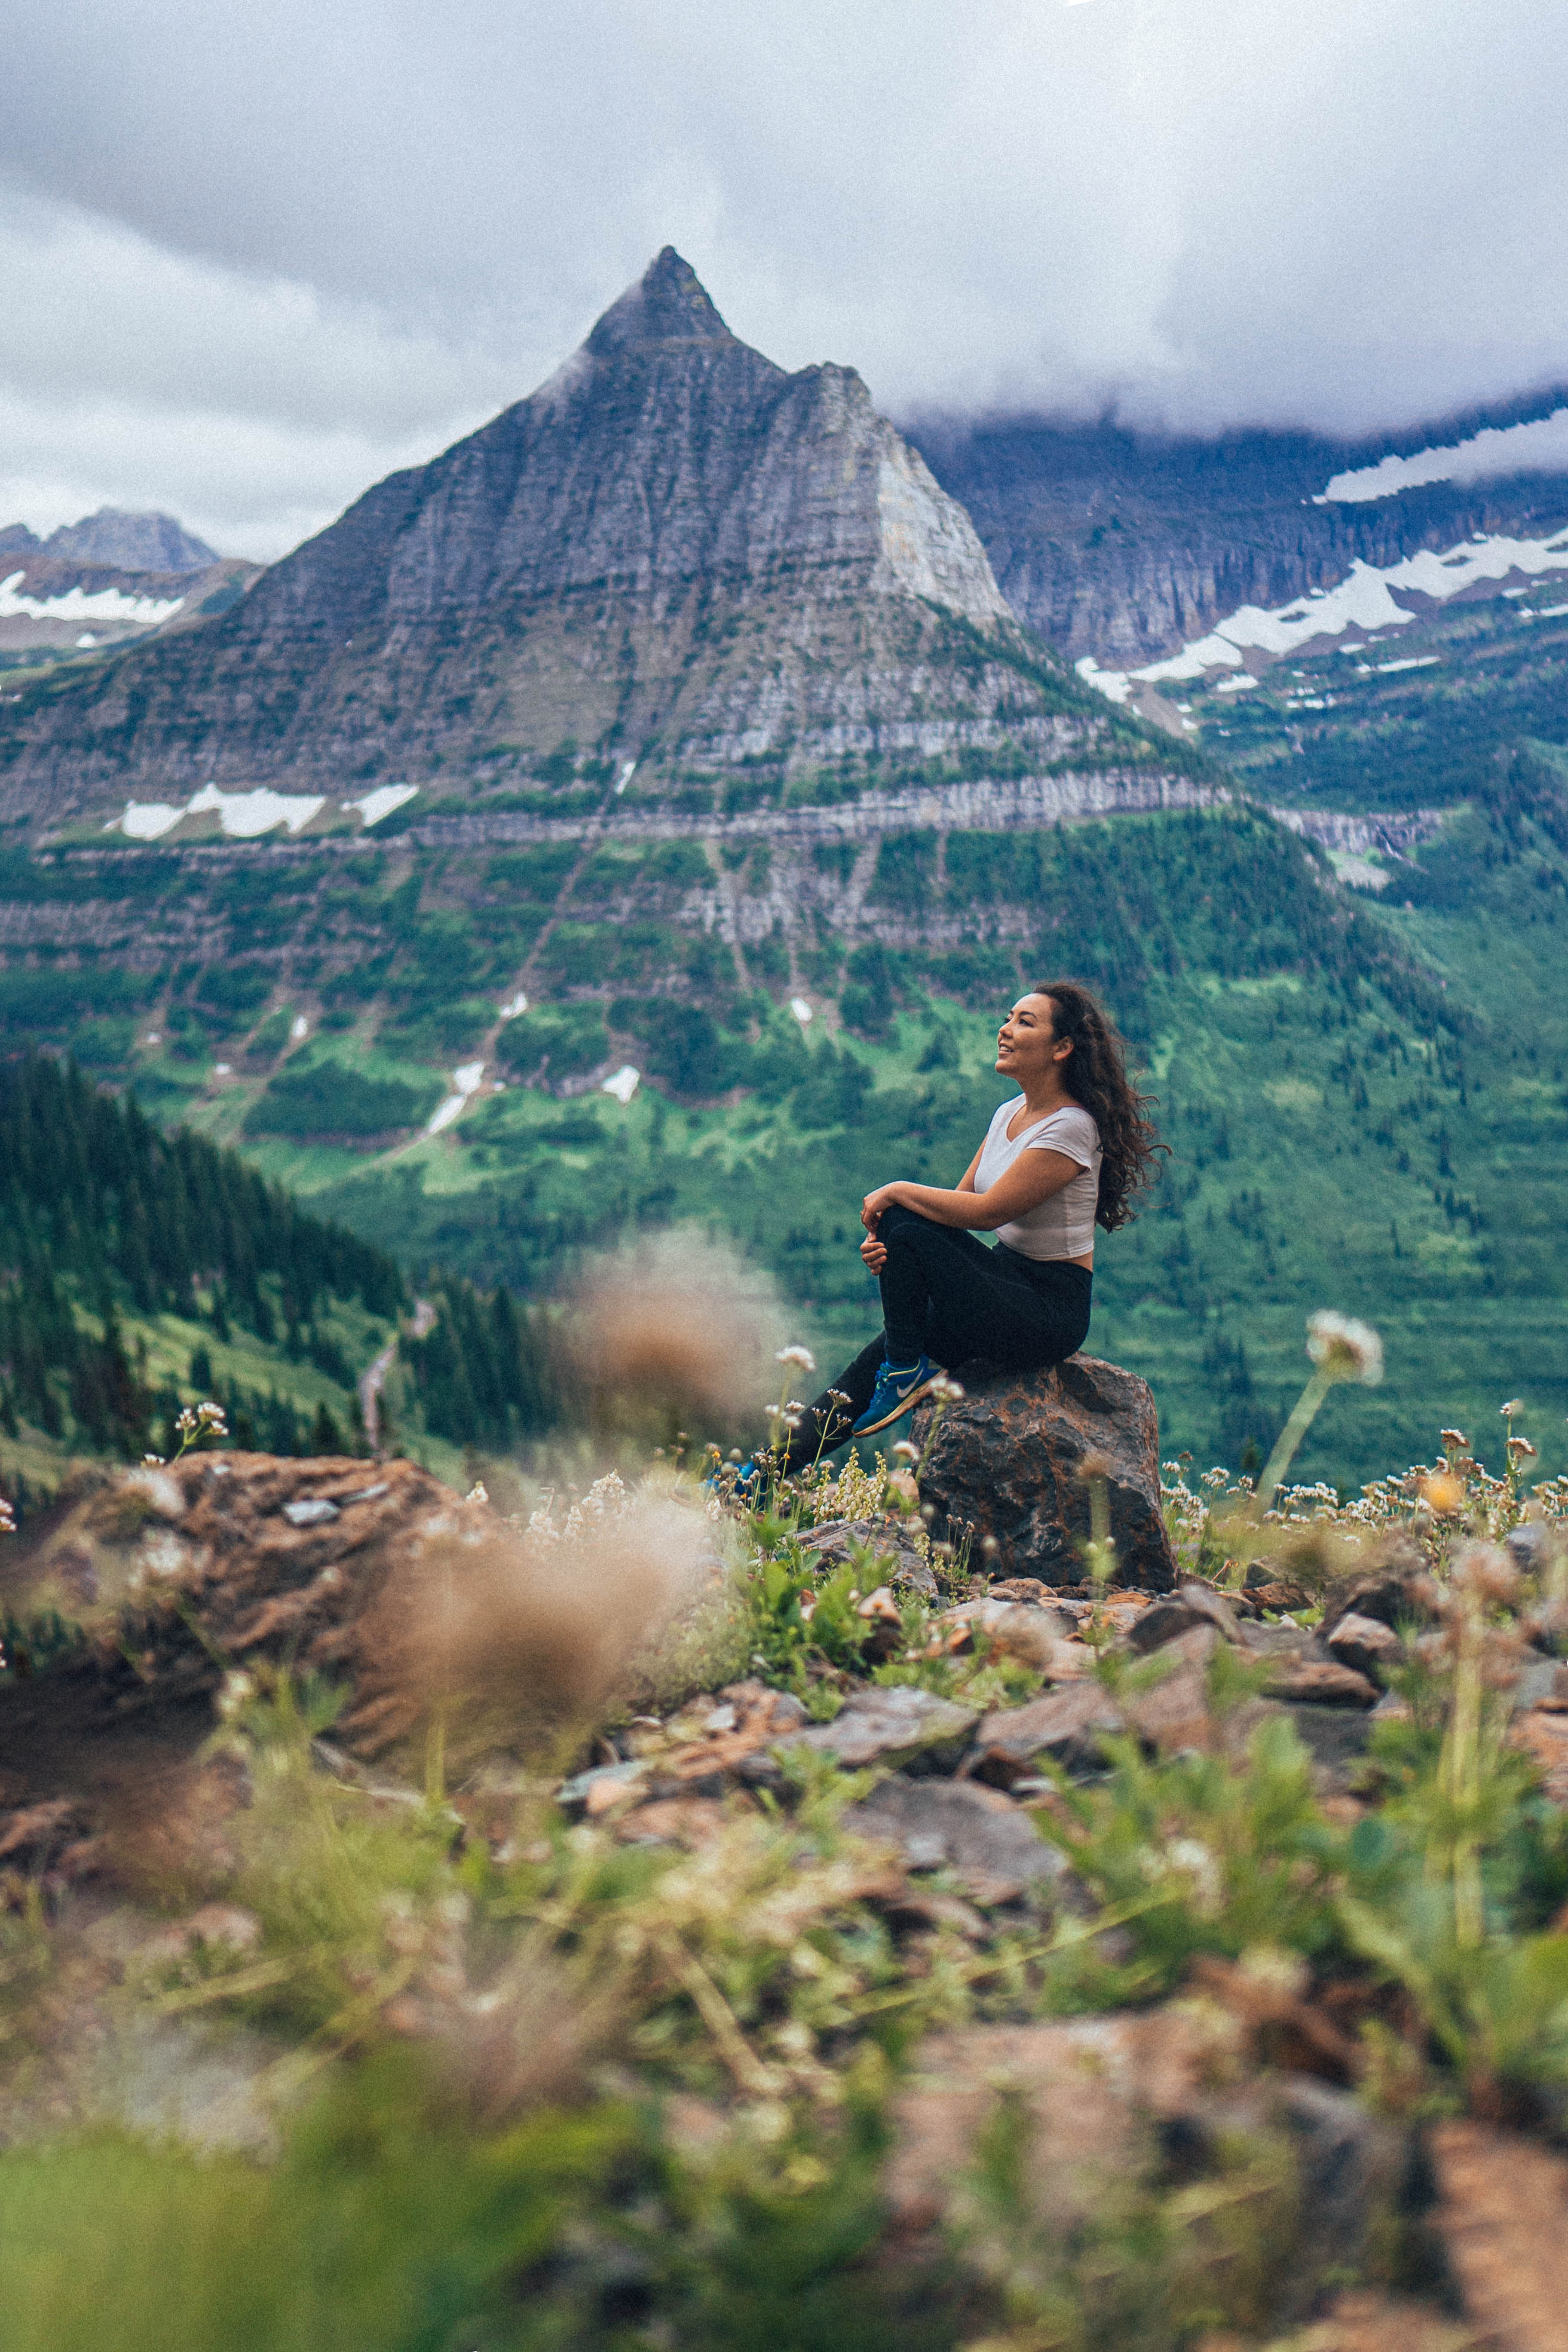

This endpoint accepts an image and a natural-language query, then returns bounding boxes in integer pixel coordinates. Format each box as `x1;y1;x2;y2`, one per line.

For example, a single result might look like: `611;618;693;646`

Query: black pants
777;1203;1092;1473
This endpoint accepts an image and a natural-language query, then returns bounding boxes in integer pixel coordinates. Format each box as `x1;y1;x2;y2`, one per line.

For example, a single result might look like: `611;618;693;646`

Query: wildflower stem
1255;1365;1333;1513
653;1934;778;2093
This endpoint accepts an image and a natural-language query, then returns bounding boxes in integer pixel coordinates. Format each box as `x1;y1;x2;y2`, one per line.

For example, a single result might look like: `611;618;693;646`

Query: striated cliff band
0;250;1188;828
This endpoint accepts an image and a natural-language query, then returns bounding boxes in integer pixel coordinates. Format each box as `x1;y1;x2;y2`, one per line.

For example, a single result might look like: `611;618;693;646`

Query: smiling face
996;993;1073;1089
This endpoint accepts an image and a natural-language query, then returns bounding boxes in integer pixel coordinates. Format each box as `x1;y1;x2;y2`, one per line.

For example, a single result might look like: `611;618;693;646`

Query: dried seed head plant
563;1229;790;1446
357;1473;731;1786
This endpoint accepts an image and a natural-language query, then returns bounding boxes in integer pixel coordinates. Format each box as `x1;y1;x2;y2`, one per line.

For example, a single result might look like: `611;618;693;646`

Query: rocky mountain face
39;509;218;573
1;251;1162;826
914;407;1568;666
1;510;216;573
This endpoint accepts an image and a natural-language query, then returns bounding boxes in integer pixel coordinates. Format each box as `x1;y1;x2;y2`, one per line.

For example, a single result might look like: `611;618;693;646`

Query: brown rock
613;1797;731;1847
909;1352;1178;1592
970;1679;1126;1782
1125;1625;1221;1753
1269;2289;1469;2352
844;1773;1068;1905
886;2016;1404;2330
885;2008;1240;2243
1325;1611;1402;1682
1431;2118;1568;2352
1511;1708;1568;1803
1262;1655;1380;1707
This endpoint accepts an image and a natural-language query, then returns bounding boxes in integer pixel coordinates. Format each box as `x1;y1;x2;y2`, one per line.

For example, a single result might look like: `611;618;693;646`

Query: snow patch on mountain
110;782;417;841
1322;408;1568;503
1076;529;1568;702
0;571;186;627
342;783;418;827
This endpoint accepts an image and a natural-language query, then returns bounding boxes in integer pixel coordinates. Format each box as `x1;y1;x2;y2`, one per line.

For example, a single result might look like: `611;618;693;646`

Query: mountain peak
586;247;736;357
43;508;218;574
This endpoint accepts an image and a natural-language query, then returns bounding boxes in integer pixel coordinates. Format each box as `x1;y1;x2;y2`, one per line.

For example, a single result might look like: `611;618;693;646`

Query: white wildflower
1305;1310;1383;1386
1164;1838;1224;1917
216;1669;256;1721
776;1345;817;1373
1500;1399;1524;1419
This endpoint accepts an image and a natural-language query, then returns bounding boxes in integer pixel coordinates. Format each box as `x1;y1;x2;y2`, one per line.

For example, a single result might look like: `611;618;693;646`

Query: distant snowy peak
1076;528;1568;705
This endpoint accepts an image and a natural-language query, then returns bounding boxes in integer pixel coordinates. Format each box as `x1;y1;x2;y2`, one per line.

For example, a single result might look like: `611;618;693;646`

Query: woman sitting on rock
745;978;1162;1483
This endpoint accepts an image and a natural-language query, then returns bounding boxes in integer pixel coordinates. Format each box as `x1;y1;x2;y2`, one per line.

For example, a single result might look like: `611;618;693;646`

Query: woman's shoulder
1033;1101;1101;1151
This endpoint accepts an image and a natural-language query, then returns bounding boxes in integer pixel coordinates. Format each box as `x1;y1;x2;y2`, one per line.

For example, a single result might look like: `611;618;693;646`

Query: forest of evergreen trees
0;1055;559;1467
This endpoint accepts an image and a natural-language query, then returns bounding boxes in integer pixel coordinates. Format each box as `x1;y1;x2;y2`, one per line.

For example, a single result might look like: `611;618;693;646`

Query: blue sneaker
705;1454;765;1502
850;1353;941;1438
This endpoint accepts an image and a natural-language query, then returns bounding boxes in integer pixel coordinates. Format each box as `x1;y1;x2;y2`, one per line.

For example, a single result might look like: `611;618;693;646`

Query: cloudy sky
4;0;1567;560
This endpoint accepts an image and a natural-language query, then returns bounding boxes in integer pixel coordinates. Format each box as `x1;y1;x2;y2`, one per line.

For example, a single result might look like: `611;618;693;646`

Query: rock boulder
911;1352;1178;1591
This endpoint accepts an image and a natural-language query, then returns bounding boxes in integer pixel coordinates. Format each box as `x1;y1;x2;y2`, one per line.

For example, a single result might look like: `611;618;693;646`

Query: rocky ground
2;1370;1567;2347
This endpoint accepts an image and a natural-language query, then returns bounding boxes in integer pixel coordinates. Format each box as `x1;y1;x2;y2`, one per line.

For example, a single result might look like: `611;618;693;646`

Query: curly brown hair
1027;979;1166;1230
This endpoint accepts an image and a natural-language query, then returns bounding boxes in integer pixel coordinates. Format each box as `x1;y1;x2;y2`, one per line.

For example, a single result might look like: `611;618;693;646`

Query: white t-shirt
975;1098;1102;1260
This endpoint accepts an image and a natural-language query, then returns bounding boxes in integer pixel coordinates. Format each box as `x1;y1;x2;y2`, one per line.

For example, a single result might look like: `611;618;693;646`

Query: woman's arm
860;1144;984;1270
862;1149;1083;1235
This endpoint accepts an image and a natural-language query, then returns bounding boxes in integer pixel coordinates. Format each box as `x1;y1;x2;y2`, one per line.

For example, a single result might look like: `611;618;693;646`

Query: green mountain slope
4;774;1562;1493
1185;587;1568;813
0;1056;556;1504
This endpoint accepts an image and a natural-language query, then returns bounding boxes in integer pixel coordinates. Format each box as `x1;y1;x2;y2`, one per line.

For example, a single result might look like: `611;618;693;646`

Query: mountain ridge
0;509;217;574
4;250;1146;829
914;405;1568;666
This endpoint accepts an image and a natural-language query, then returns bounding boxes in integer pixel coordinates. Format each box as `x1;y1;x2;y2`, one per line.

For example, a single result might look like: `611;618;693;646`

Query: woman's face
996;993;1071;1083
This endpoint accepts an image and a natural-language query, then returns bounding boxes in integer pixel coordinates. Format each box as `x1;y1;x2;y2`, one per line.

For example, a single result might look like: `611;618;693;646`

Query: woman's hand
859;1233;888;1273
860;1183;905;1232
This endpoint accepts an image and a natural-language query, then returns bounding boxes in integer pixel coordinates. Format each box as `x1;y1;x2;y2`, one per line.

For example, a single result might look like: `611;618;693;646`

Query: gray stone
797;1518;938;1598
846;1774;1069;1904
1126;1582;1241;1653
911;1353;1177;1592
1272;2075;1407;2326
1506;1521;1556;1573
782;1685;978;1772
1511;1658;1568;1713
281;1498;340;1527
1279;1703;1376;1792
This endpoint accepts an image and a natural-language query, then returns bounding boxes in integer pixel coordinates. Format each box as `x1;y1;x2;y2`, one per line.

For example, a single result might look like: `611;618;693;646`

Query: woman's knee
879;1201;942;1239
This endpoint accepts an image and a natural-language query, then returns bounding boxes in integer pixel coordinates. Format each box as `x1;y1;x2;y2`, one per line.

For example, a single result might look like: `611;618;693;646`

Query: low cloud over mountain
2;1;1566;558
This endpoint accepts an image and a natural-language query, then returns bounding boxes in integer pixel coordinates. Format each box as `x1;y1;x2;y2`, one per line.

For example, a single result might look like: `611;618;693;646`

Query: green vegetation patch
244;1061;442;1141
495;1004;611;1085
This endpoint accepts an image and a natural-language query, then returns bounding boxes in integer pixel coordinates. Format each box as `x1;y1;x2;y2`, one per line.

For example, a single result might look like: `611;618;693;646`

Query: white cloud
1;0;1566;556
